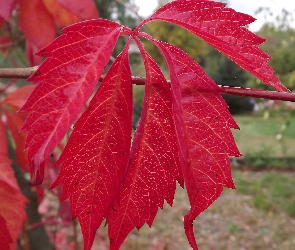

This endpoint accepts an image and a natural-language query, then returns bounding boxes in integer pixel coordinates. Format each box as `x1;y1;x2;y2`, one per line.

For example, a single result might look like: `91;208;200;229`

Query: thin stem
29;219;71;230
0;66;38;79
0;35;24;50
3;53;22;68
219;86;295;102
0;78;17;93
129;76;295;102
1;66;295;102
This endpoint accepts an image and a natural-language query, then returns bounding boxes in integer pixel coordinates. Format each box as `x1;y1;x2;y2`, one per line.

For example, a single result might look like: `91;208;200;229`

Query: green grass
232;112;295;160
233;113;295;138
235;173;295;217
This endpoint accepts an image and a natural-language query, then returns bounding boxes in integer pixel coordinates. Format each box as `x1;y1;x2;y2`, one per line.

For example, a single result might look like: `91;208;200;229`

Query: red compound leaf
20;1;290;249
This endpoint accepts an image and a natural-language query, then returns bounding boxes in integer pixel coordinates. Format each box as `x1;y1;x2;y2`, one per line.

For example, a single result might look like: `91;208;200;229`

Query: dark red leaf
0;0;17;20
2;85;35;172
20;20;122;184
18;0;98;64
51;41;133;250
4;107;29;172
108;38;182;249
0;18;4;27
0;35;11;53
0;214;13;250
0;118;28;250
0;172;28;250
143;0;288;92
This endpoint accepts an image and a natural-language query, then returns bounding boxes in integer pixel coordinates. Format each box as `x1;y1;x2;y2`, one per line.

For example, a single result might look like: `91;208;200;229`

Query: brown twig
0;66;38;79
1;66;295;102
128;76;295;102
29;219;71;230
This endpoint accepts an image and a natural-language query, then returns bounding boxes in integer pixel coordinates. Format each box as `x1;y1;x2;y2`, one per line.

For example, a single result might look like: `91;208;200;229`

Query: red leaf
146;37;241;249
0;214;13;250
20;20;122;184
19;0;55;65
42;0;82;27
19;0;56;50
25;40;44;66
144;0;288;92
2;85;35;109
0;35;11;53
56;0;99;20
18;0;98;64
0;18;4;27
108;39;182;249
2;85;35;172
0;168;28;250
0;118;28;250
51;41;133;250
0;114;8;157
0;0;17;20
42;0;99;27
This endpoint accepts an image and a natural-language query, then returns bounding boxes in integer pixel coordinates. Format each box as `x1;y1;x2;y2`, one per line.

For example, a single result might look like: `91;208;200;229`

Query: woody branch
1;66;295;102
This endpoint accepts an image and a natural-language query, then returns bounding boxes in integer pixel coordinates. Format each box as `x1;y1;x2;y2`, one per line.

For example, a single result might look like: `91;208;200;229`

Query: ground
88;170;295;250
78;170;295;250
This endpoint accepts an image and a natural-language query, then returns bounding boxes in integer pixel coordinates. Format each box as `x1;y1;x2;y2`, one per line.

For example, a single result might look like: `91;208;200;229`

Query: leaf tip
184;214;198;250
29;158;46;185
30;167;44;185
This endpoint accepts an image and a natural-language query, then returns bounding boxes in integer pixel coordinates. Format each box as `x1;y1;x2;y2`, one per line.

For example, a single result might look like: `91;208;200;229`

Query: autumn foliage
0;0;291;249
0;0;99;65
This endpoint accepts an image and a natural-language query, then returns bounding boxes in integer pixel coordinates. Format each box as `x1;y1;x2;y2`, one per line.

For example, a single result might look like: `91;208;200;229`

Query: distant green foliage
256;24;295;90
207;50;251;114
142;21;208;66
